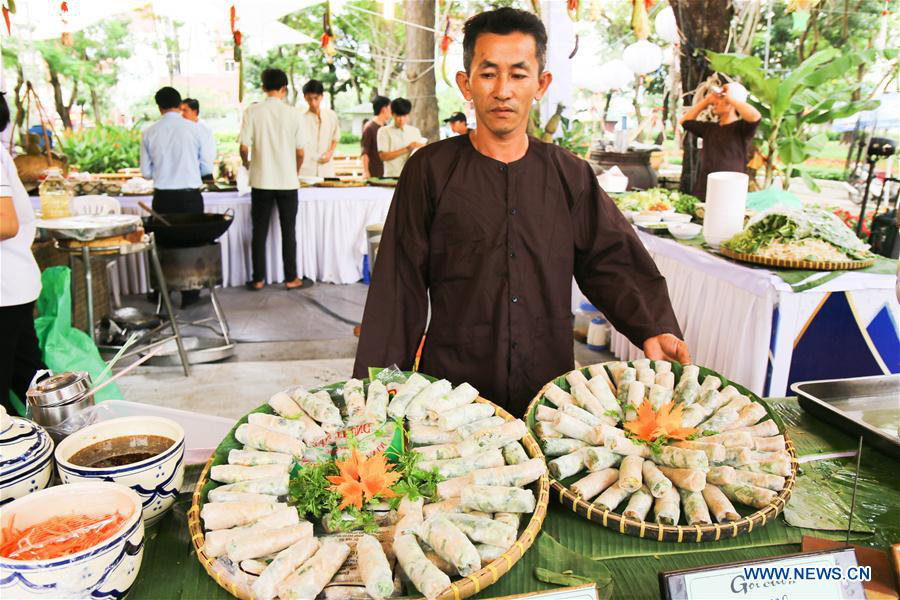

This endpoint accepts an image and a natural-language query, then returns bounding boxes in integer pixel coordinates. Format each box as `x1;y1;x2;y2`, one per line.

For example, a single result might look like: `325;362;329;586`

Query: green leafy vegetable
389;423;443;507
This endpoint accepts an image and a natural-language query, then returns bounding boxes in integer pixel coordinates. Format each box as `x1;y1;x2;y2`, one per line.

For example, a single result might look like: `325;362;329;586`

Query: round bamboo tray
526;363;798;543
189;379;550;600
718;246;874;271
314;180;367;188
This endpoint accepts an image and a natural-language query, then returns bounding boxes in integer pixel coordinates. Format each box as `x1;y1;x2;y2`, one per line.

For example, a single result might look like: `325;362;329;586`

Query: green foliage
59;125;141;173
287;460;378;533
388;423;443;507
556;116;590;157
340;132;360;144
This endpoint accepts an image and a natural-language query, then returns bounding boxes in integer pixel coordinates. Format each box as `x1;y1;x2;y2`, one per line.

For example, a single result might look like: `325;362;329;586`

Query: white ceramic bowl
0;410;54;506
55;416;185;525
668;222;703;240
633;212;663;225
0;482;144;599
661;212;693;224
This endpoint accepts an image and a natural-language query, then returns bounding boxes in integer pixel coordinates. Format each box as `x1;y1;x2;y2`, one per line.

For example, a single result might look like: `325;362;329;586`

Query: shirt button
509;251;516;258
509;208;517;215
499;165;507;172
511;341;518;349
511;295;519;303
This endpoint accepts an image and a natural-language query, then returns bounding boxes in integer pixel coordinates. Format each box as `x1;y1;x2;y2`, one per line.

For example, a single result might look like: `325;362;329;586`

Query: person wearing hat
444;112;470;136
680;82;761;201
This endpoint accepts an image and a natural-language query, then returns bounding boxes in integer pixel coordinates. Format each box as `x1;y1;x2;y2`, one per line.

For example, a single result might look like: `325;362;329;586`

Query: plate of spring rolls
188;369;550;600
526;360;798;543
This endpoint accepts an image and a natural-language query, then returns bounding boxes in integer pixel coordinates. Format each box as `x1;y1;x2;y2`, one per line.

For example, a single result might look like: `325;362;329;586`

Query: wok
143;210;234;247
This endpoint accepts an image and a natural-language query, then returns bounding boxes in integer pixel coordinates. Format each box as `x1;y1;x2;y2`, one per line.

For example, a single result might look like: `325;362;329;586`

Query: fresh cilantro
604;409;620;418
287;460;340;519
388;425;443;508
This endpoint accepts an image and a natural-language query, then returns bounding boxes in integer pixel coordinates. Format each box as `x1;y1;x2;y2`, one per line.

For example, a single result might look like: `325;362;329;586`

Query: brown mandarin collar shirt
682;118;760;201
360;119;385;178
352;134;681;416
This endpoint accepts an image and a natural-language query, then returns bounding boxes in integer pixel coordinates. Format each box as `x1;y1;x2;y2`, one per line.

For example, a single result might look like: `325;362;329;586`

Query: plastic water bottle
38;168;72;219
587;316;610;351
615;116;628;153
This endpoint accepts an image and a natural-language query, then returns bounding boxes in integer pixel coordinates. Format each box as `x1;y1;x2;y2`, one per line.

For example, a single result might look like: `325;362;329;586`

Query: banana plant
707;48;895;191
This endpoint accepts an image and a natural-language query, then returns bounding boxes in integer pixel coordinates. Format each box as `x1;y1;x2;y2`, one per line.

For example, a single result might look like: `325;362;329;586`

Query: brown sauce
69;434;175;468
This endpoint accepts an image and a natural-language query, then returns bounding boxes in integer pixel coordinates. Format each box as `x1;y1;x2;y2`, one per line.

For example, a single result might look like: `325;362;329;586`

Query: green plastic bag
33;266;122;402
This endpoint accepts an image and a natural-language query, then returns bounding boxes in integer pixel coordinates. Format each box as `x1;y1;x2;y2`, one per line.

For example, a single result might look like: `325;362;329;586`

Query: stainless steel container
26;371;95;431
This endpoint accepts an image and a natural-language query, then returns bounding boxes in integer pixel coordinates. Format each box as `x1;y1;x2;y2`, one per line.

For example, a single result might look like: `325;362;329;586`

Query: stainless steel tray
36;214;142;241
791;374;900;460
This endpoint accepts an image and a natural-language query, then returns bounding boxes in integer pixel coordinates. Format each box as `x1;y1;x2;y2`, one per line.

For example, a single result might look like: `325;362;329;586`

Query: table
34;187;396;294
606;230;900;396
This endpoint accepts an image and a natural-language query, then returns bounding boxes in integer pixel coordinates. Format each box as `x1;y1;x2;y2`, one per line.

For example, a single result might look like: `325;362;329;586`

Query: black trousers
250;188;298;283
152;188;203;214
0;302;46;415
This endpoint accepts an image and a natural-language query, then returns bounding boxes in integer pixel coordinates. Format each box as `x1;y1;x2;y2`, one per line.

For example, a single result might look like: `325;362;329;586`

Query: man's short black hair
462;7;547;74
302;79;325;96
372;95;390;115
444;112;467;123
390;98;412;116
155;86;182;110
181;98;200;114
262;68;288;92
0;93;8;132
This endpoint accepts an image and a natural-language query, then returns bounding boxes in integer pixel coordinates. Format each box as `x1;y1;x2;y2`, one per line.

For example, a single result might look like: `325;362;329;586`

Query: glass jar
38;167;72;219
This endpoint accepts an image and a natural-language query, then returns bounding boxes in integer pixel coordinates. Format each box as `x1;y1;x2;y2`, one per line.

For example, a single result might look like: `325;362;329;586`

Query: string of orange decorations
439;16;452;86
321;3;335;64
1;0;14;35
230;5;243;102
631;0;656;40
567;0;581;21
624;400;697;443
326;449;400;511
60;1;71;46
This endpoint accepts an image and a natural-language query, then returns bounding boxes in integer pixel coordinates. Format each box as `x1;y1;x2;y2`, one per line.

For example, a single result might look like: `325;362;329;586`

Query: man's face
378;106;391;122
712;95;734;119
180;104;198;122
304;93;322;113
450;120;468;135
393;113;408;128
456;32;552;138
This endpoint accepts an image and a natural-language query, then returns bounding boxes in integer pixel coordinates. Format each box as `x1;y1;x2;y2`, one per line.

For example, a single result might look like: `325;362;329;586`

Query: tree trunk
404;0;439;142
671;0;734;195
46;59;74;130
90;87;102;125
13;64;25;134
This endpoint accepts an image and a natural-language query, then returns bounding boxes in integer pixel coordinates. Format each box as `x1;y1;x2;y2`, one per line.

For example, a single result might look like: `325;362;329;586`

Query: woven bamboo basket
314;179;367;188
718;247;874;271
188;383;550;600
525;364;798;543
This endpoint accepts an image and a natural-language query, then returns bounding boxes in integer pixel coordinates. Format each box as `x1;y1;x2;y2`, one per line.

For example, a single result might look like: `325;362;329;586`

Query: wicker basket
525;366;798;543
188;385;550;600
718;247;874;271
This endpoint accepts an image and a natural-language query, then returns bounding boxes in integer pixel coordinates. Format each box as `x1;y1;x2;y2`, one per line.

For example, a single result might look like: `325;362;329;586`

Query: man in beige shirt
299;79;340;177
377;97;425;177
239;68;309;291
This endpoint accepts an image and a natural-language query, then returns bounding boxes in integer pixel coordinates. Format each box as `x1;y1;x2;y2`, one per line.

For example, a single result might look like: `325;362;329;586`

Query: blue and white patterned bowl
55;416;185;525
0;409;54;506
0;481;144;599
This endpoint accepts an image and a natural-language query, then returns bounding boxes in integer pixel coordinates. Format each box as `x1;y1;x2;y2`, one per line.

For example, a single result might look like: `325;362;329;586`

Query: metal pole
208;287;231;344
845;436;864;547
148;236;191;377
82;246;95;343
857;157;877;236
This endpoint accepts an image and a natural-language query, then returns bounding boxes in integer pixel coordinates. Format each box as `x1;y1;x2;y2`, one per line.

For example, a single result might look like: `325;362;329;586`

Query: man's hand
643;333;691;365
318;151;333;164
406;141;424;152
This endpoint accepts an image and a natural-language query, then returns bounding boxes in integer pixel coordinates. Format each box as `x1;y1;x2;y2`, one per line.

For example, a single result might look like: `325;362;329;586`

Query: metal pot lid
26;371;92;406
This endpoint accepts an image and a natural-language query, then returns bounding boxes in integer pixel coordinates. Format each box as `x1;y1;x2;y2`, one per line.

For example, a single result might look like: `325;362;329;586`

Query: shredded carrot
0;509;132;560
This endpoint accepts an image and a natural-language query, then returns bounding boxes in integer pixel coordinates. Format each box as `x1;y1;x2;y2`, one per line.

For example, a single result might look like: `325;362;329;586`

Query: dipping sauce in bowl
68;435;175;468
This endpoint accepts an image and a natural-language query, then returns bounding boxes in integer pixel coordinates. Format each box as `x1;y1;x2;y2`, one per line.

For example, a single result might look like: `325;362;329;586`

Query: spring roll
618;455;644;492
656;371;675;391
699;375;721;393
698;389;727;414
445;513;517;548
593;482;631;512
681;365;700;380
553;412;594;442
457;416;505;439
460;485;536;513
702;484;740;522
583;446;621;471
203;506;299;557
533;421;561;441
226;522;313;562
673;440;726;463
570;382;609;420
471;458;547;487
228;449;293;467
541;437;587;456
207;491;279;504
605;435;651;458
247;413;306;439
587;375;621;418
587;362;616;389
252;537;320;600
548;447;589;479
642;461;673;498
679;403;711;429
735;419;780;438
276;540;351;600
405;379;453;422
268;391;303;418
636;367;656;389
565;368;590;388
356;534;393;600
436;474;472;499
615;368;637;401
535;404;559;422
431;382;480;415
341;378;367;424
720;482;777;509
543;383;574;408
241;558;269;575
458;419;528;456
415;443;461;461
393;534;451;600
651;360;671;374
387;372;431;419
630;358;650;370
365;380;390;424
656;466;706;492
236;423;304;458
654;486;680;525
716;447;752;467
678;488;712;525
725;402;769;431
673;377;701;406
200;501;284;531
604;361;627;385
572;468;618;500
419;449;504;478
207;474;290;499
623;485;653;520
706;465;736;485
721;394;751;415
409;423;461;446
493;512;521;529
648;384;673;411
395;497;425;538
437;403;494;431
753;435;786;452
210;464;290;484
423;498;462;519
698;407;740;433
733;469;785;491
651;446;709;470
562;403;611;427
702;430;753;448
715;385;737;403
418;516;481;577
294;389;343;426
502;441;530;465
624;381;646;421
744;456;793;477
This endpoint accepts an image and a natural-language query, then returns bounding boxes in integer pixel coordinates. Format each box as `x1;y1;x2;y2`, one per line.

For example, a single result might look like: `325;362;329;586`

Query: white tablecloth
40;187;395;293
604;230;899;396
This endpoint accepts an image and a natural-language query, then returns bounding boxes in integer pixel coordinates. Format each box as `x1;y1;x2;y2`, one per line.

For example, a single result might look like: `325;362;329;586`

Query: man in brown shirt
360;96;390;178
353;8;689;416
680;83;762;200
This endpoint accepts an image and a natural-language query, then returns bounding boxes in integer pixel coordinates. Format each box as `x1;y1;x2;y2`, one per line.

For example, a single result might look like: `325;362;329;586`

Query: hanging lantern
623;40;663;75
654;6;678;44
586;59;634;92
383;0;394;21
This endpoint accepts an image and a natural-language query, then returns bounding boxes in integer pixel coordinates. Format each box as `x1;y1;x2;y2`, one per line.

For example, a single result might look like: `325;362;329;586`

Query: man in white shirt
299;79;340;178
181;98;217;179
377;98;425;177
239;68;309;291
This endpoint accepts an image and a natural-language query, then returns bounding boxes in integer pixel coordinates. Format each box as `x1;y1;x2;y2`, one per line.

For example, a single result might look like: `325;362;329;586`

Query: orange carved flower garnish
327;449;401;511
625;401;697;442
